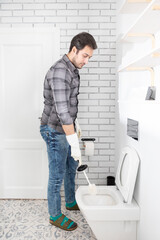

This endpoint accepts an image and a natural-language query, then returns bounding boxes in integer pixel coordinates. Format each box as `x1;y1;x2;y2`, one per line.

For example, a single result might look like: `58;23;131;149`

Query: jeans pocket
40;131;49;143
41;130;57;151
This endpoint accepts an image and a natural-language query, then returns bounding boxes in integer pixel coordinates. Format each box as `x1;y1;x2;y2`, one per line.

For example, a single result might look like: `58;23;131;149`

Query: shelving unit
118;47;160;71
118;100;159;104
119;0;160;43
118;0;152;14
117;0;160;102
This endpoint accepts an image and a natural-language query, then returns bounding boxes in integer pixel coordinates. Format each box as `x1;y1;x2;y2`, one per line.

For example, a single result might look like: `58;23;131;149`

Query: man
40;32;97;231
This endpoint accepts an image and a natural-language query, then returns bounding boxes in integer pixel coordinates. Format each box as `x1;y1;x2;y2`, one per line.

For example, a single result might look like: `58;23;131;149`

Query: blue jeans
40;125;78;217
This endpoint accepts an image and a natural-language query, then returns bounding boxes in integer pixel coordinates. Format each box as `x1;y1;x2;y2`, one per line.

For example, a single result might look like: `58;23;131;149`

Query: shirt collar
63;54;79;75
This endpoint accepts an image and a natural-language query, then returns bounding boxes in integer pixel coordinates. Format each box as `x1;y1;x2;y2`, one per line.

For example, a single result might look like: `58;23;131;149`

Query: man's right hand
66;133;82;165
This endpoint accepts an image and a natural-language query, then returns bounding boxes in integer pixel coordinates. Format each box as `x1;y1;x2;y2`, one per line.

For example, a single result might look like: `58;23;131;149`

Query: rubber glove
66;133;82;166
75;118;82;139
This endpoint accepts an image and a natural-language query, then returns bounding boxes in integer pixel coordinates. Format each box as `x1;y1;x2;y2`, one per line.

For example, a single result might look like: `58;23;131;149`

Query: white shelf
118;100;160;104
118;0;151;14
118;47;160;71
120;0;160;43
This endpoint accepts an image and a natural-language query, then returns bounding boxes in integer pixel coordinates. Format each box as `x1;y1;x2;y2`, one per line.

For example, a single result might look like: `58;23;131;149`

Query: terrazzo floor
0;199;97;240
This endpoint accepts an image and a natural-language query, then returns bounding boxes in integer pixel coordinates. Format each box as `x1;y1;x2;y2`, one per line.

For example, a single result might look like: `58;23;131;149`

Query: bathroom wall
116;3;160;240
0;1;116;188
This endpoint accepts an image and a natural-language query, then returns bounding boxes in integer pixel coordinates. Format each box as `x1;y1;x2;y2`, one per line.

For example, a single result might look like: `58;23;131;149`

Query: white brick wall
0;0;116;187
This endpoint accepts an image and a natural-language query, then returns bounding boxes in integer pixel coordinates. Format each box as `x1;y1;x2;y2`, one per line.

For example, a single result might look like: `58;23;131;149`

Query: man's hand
66;133;82;165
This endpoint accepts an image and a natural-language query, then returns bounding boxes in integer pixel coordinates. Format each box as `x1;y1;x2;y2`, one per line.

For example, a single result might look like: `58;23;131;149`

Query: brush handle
83;170;91;185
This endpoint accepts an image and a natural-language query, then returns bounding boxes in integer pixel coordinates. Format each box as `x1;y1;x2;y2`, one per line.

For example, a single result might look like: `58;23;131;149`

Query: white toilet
76;146;140;240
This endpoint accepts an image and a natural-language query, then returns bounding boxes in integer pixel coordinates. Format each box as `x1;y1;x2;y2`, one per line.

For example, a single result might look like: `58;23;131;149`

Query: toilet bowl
76;146;140;240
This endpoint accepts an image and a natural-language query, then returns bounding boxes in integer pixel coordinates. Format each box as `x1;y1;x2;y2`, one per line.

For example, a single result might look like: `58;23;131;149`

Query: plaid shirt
41;54;80;134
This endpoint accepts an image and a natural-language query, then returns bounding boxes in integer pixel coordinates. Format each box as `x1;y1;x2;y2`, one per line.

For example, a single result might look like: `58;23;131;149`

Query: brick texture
0;0;116;187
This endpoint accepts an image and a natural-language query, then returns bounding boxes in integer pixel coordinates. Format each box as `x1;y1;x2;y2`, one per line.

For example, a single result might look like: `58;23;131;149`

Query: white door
0;28;60;199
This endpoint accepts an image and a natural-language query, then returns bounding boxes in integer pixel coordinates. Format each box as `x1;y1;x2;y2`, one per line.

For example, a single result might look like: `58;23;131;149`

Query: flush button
127;118;138;141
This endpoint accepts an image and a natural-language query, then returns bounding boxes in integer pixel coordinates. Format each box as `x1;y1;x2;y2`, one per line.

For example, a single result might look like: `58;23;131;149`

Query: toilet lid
115;146;140;204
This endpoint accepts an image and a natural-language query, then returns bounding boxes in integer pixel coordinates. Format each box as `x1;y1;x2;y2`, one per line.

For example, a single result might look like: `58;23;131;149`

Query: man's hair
69;32;97;52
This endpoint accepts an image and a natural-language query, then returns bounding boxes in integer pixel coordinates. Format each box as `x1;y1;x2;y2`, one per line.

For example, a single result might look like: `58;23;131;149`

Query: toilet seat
115;146;140;204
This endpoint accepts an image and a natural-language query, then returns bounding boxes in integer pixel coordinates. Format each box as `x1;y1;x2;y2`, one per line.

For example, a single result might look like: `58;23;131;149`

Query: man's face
72;45;93;69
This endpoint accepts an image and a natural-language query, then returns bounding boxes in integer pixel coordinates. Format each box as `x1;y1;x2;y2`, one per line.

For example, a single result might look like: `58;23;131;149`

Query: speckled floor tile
0;200;97;240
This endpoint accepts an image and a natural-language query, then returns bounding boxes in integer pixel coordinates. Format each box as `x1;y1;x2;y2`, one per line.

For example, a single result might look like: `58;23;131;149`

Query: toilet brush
83;170;97;195
77;162;97;195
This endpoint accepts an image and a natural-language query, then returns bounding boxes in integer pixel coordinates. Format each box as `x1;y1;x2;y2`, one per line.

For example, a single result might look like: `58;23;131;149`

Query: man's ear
72;46;77;54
